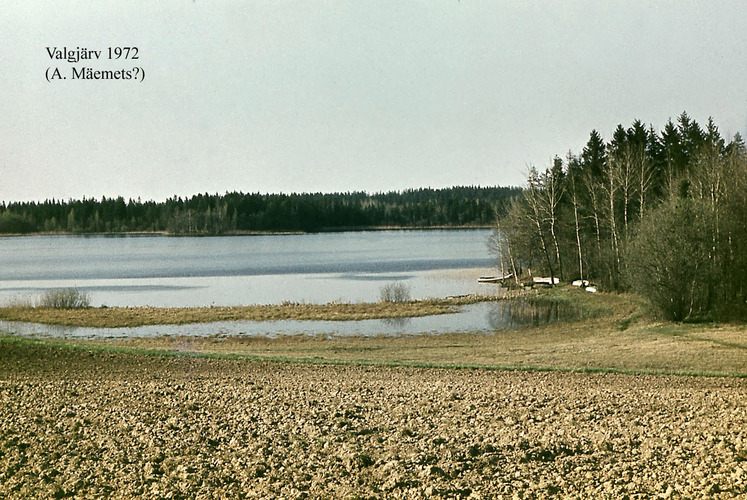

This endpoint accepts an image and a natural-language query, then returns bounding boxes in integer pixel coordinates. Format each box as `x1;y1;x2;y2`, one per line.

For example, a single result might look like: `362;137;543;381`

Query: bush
624;198;712;321
38;288;91;309
379;282;411;303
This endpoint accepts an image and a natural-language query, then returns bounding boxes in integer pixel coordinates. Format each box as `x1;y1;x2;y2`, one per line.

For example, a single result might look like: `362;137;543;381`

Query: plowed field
1;341;745;499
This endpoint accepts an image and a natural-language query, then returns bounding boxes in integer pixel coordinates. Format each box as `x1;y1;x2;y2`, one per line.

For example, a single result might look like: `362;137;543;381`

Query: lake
0;229;499;307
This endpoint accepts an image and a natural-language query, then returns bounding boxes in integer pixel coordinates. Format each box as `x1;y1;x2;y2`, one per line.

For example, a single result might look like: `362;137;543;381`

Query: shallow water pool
0;299;580;340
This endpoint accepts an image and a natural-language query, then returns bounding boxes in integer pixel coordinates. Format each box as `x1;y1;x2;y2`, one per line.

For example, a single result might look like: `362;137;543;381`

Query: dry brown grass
93;316;746;377
0;295;487;328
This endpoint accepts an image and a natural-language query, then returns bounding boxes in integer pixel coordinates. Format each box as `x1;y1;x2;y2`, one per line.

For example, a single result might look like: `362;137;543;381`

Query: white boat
478;273;513;283
532;276;560;285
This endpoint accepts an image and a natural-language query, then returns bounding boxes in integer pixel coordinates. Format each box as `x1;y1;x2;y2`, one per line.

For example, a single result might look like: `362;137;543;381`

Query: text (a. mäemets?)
46;46;139;63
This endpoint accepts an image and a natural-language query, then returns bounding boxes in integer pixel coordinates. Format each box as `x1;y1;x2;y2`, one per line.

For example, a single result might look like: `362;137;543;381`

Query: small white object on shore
532;277;560;285
478;273;513;283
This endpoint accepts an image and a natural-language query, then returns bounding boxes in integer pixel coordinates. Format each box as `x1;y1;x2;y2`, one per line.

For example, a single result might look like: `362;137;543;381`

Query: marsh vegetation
2;287;743;377
0;294;481;328
36;288;91;309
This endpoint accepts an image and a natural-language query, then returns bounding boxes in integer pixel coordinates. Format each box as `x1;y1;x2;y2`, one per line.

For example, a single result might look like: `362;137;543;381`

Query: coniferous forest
0;186;520;235
494;112;746;321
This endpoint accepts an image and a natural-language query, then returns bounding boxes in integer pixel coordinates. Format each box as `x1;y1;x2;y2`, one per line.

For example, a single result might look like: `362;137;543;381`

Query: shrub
38;288;91;309
379;282;411;303
624;198;712;321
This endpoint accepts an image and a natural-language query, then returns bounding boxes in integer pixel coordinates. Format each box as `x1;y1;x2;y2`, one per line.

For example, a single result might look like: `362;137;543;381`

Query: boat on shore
478;273;513;283
532;276;560;285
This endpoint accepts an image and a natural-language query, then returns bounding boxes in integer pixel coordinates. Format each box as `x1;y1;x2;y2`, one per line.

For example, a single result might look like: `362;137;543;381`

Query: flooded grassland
4;288;744;377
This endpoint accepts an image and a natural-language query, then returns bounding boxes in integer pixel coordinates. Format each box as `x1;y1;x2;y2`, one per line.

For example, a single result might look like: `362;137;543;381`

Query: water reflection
381;317;412;328
0;299;583;341
486;298;580;330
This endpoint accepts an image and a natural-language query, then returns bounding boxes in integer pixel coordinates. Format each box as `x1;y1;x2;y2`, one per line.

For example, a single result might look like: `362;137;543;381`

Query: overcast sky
1;1;745;203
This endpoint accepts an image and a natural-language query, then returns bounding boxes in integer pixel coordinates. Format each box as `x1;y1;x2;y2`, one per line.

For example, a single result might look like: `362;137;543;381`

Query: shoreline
2;288;745;378
0;225;494;238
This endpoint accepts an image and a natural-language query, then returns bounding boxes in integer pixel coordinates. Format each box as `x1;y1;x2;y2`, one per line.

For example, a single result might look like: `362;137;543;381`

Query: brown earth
1;341;746;499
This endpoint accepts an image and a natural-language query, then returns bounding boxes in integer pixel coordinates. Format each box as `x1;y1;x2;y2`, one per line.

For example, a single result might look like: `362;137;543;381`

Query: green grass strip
2;335;744;379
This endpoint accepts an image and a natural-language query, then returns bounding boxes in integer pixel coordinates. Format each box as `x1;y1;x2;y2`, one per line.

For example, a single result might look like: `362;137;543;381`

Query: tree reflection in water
381;317;411;328
486;298;581;330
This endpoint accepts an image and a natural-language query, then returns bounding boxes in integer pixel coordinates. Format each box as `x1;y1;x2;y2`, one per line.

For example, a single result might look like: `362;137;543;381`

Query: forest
0;186;520;235
494;112;747;321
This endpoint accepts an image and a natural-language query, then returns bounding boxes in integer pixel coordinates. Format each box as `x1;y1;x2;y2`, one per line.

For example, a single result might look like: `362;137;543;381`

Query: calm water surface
0;230;497;307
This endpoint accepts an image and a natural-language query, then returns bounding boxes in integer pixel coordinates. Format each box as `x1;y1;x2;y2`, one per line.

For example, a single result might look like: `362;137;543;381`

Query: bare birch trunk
605;158;621;273
525;170;556;286
569;175;584;280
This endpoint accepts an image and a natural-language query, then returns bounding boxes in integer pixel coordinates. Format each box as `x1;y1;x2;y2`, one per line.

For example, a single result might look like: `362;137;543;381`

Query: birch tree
541;158;565;281
525;167;556;284
566;152;585;280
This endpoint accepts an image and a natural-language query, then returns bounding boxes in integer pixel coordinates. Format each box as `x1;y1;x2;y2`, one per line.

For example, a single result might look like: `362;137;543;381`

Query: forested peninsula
495;112;746;321
0;186;520;235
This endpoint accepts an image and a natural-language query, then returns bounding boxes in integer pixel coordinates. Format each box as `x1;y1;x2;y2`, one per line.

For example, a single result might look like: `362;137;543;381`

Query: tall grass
379;282;411;303
37;288;91;309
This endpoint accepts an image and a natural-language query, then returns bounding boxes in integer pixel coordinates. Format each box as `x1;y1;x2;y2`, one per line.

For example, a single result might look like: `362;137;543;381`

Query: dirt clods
1;342;746;498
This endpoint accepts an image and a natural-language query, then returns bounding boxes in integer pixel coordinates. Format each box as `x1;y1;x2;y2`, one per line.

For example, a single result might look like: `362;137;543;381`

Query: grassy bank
2;287;744;377
61;322;747;378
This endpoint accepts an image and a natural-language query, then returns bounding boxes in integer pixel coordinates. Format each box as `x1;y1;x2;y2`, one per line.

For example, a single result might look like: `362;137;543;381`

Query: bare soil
1;341;745;499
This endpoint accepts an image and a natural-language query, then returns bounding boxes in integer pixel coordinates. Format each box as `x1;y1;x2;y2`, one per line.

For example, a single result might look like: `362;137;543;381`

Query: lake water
0;230;499;308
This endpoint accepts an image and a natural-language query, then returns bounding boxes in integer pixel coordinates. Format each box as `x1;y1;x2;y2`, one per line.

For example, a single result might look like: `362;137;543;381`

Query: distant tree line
0;186;520;235
494;112;746;321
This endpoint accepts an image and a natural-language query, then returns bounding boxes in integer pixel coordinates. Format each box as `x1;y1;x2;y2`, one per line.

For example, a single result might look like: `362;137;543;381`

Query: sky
1;1;746;203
